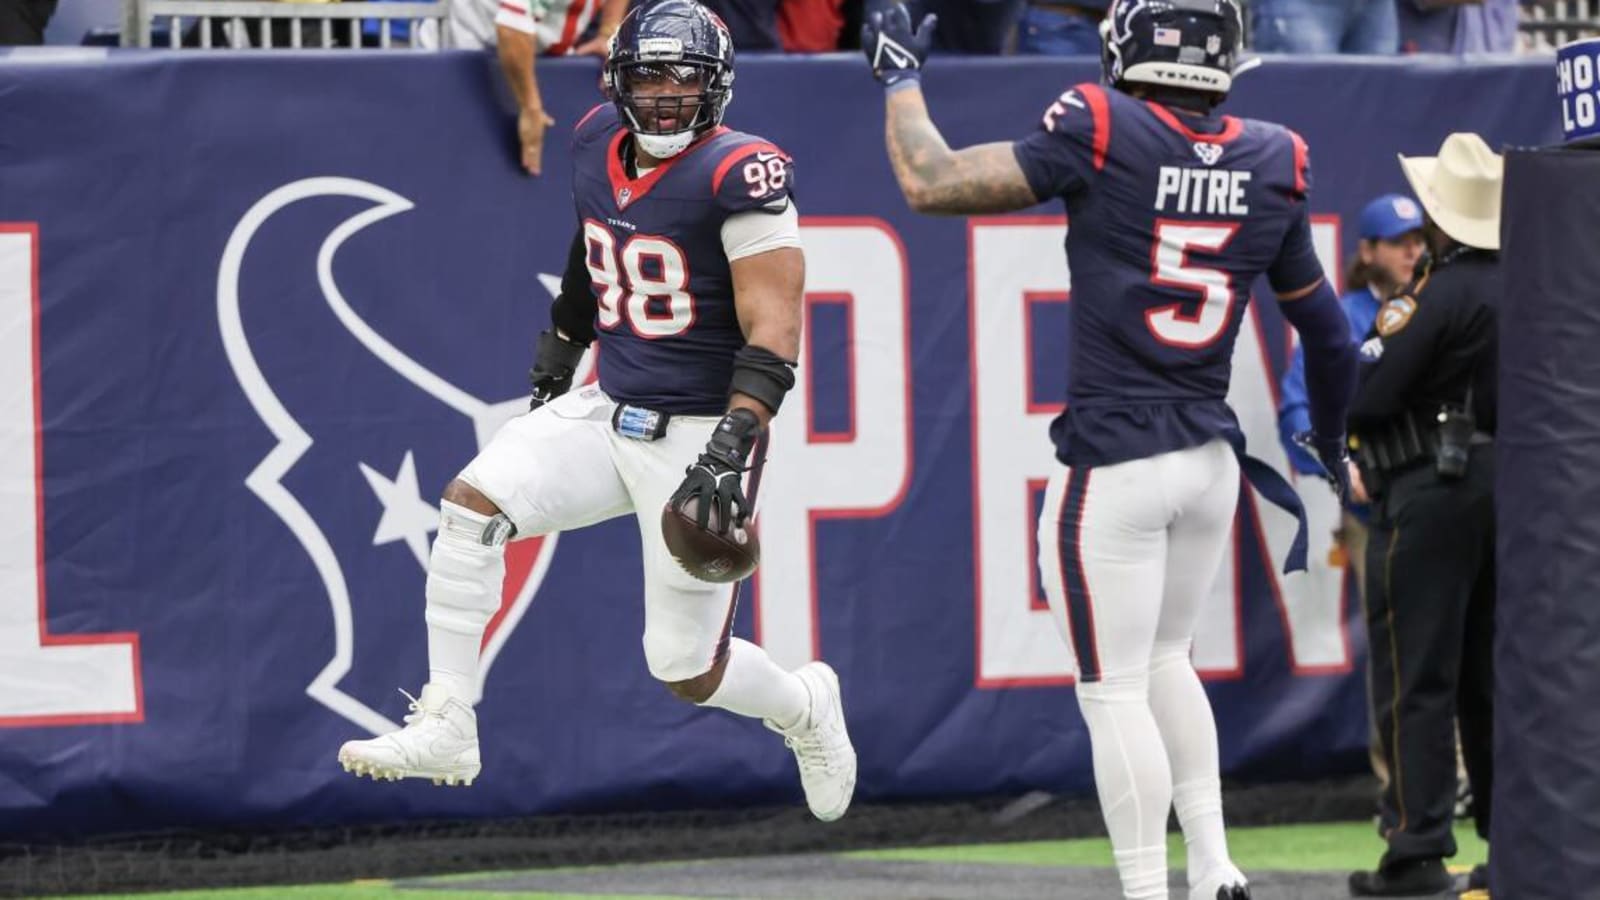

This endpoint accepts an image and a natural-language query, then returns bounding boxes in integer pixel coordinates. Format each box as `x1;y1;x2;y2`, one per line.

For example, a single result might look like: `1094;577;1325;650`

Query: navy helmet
1100;0;1244;100
603;0;735;159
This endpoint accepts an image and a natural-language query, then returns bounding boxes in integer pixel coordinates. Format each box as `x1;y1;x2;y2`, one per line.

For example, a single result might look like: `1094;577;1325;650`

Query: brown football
660;499;761;584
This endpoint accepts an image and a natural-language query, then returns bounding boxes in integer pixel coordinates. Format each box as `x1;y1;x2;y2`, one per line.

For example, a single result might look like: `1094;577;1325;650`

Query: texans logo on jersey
218;177;583;735
1193;142;1225;166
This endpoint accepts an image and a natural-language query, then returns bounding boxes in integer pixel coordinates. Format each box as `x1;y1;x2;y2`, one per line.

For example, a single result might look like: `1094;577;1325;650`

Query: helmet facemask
612;61;726;159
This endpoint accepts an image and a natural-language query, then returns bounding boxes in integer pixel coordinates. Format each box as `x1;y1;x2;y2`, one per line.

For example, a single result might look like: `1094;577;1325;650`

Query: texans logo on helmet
218;178;583;735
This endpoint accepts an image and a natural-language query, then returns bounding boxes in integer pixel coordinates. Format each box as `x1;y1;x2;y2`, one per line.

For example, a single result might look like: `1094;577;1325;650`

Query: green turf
854;820;1490;872
45;820;1490;899
44;886;698;900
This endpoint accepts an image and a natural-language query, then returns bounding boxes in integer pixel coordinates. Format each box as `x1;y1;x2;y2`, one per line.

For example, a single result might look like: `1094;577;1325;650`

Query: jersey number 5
584;220;696;339
1145;221;1240;349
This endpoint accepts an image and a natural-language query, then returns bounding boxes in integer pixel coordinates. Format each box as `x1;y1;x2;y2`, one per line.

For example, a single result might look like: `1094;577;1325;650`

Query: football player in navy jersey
339;0;857;823
863;1;1356;897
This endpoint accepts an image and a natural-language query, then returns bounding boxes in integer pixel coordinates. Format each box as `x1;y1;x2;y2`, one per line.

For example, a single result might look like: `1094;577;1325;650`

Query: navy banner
0;50;1558;839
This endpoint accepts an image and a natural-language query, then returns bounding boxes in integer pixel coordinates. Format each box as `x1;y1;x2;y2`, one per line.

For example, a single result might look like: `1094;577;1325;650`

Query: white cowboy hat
1398;133;1504;251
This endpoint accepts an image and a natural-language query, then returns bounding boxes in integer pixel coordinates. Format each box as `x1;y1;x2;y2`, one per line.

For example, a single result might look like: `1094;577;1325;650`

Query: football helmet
1101;0;1244;99
603;0;735;160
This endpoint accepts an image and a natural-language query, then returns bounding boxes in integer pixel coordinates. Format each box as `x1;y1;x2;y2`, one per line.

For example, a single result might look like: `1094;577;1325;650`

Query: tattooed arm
885;86;1041;216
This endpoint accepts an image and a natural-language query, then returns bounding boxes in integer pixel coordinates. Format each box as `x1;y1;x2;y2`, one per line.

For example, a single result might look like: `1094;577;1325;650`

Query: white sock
1076;674;1172;899
700;638;809;729
1113;846;1170;900
1148;640;1232;884
424;501;507;704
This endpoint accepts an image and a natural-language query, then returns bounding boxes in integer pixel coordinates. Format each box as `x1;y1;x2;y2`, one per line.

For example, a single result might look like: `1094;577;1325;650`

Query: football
660;498;761;584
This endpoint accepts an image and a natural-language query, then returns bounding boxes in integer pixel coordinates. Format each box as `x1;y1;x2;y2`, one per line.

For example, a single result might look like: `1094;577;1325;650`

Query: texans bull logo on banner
218;177;580;736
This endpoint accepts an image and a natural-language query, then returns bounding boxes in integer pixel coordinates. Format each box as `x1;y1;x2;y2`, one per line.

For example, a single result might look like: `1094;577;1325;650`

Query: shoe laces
398;688;443;727
785;727;840;776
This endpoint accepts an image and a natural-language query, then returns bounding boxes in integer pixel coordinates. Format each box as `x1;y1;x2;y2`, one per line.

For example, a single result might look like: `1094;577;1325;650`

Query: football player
862;1;1357;897
338;0;857;824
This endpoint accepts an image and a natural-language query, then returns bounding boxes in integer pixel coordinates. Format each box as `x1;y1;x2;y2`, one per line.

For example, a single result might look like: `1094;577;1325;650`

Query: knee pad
641;627;713;685
424;501;512;636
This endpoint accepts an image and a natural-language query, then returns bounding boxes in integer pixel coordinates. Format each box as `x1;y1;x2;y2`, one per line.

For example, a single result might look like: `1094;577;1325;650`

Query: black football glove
528;329;586;411
861;2;937;88
670;408;763;535
1294;431;1354;504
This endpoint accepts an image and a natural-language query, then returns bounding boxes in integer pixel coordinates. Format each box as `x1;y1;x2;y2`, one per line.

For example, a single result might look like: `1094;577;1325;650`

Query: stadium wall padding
0;50;1559;839
1496;146;1600;900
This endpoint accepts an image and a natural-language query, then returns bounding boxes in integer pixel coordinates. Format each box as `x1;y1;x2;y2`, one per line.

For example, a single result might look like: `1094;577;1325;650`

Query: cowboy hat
1398;133;1504;251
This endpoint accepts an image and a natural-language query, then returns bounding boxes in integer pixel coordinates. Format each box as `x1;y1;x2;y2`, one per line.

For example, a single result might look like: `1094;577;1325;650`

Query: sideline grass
46;820;1489;899
854;820;1489;872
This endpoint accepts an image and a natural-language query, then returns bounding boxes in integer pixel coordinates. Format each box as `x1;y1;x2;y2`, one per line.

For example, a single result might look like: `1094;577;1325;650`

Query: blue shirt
1278;285;1382;474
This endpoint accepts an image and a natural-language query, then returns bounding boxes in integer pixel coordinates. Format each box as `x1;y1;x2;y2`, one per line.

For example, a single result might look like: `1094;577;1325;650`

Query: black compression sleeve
551;227;597;345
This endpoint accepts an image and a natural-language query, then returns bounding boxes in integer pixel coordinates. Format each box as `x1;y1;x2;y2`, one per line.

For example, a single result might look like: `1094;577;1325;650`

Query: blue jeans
1017;5;1103;56
1250;0;1398;54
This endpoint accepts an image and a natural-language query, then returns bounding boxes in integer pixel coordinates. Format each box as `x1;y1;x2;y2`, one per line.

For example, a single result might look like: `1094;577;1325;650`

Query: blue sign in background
0;50;1557;840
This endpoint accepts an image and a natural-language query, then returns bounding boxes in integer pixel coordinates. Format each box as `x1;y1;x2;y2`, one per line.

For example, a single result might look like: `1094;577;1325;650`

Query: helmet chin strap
634;129;697;160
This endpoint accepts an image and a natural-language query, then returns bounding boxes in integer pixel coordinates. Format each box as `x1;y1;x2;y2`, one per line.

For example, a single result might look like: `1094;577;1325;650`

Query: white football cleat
337;683;481;786
1191;865;1251;900
769;661;857;822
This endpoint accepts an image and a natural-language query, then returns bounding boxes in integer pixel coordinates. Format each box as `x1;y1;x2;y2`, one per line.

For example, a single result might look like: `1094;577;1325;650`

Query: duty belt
1354;411;1434;475
1353;410;1493;474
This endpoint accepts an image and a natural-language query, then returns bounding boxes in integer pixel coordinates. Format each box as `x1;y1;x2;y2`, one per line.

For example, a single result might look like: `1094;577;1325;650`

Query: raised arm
884;87;1042;215
862;4;1040;216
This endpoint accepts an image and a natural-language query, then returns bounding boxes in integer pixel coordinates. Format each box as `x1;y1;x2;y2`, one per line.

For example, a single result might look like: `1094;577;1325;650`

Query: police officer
1280;192;1426;800
1345;133;1501;898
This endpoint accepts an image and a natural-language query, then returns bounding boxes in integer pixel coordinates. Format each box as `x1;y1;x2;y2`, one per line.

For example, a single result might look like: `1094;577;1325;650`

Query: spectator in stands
1017;0;1106;56
1399;0;1519;52
779;0;847;51
700;0;782;48
1250;0;1399;53
415;0;626;176
0;0;56;45
930;0;1026;53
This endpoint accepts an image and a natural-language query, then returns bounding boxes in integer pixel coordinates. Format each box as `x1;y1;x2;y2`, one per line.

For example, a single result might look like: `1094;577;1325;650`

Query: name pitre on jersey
570;103;796;416
1012;82;1325;468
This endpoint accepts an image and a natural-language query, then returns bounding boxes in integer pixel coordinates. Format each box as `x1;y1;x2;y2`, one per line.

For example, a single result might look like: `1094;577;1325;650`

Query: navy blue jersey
571;104;795;415
1012;83;1325;467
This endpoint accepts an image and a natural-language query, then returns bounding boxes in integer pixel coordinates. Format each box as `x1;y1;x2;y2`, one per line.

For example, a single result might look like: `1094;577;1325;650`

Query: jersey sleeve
570;103;617;153
1267;205;1326;294
494;0;540;34
1266;128;1322;293
711;139;796;215
1010;82;1109;201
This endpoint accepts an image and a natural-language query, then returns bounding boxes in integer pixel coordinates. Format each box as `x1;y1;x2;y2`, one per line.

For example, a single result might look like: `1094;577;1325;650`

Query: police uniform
1349;242;1498;884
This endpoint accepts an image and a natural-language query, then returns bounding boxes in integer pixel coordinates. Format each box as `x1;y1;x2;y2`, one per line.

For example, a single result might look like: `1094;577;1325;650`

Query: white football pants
1036;437;1242;899
459;385;760;682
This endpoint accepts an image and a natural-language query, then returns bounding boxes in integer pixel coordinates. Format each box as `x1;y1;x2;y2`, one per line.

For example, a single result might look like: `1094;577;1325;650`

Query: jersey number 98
743;157;788;198
584;221;696;339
